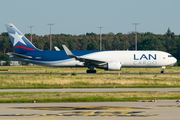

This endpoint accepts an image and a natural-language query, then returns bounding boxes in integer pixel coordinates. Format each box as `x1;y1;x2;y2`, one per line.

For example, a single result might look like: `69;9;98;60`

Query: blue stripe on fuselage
25;50;100;61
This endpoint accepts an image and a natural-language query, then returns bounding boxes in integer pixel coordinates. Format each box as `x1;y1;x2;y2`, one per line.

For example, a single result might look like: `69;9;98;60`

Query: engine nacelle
106;61;122;71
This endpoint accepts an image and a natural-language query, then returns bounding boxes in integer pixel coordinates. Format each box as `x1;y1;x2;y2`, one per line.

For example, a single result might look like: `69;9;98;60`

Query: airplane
4;23;177;73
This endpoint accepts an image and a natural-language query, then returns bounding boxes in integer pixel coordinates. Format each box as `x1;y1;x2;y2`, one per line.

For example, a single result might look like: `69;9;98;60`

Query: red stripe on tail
15;46;36;51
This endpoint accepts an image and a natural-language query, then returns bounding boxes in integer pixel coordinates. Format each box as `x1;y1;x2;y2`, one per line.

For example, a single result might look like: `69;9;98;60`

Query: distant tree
37;43;43;50
140;38;166;51
0;52;3;60
0;37;10;55
68;39;75;50
25;34;31;38
116;32;122;37
112;37;120;50
1;32;8;36
44;41;50;50
87;38;98;50
171;32;175;39
0;54;11;65
144;32;154;36
166;28;171;37
86;32;96;36
107;32;114;36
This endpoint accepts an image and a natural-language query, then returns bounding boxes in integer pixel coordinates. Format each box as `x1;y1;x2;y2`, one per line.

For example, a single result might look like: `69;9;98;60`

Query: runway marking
0;111;158;117
15;106;148;110
0;106;158;117
149;105;180;108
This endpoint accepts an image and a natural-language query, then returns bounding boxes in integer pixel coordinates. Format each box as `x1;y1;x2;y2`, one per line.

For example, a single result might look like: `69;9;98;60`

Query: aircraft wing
62;45;107;66
7;52;32;59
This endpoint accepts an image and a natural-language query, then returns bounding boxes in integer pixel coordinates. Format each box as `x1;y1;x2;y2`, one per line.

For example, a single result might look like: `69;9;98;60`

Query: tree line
0;28;180;65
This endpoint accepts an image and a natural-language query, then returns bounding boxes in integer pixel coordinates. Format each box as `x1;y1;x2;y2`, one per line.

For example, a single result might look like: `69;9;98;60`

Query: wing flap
77;57;107;65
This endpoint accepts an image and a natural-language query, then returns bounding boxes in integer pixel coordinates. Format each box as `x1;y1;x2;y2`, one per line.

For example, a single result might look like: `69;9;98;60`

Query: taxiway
0;101;180;120
0;88;180;93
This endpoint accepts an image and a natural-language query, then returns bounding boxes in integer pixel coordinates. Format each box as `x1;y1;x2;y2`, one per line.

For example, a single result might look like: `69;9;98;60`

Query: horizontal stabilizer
54;46;60;51
7;52;32;59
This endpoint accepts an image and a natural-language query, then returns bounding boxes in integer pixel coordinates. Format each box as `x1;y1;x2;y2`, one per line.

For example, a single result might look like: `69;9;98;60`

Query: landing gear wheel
161;66;165;74
92;70;96;73
86;70;96;73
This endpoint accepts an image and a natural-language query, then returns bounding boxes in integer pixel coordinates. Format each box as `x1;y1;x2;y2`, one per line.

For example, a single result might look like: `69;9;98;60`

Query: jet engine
106;61;122;71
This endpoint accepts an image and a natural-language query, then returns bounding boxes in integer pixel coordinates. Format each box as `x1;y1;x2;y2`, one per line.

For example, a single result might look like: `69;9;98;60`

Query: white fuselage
81;51;176;67
19;50;177;68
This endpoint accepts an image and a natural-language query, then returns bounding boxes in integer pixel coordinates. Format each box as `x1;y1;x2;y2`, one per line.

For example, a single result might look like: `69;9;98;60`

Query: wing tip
62;45;76;57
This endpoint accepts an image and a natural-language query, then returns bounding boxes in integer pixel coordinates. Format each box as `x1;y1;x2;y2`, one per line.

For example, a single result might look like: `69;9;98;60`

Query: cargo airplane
5;23;177;73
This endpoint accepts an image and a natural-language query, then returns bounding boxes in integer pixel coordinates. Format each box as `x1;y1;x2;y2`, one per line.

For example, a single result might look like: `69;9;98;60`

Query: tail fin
4;23;39;54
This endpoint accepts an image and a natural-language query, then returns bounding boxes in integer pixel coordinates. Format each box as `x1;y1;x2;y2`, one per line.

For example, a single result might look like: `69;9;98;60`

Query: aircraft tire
86;70;90;73
86;70;96;73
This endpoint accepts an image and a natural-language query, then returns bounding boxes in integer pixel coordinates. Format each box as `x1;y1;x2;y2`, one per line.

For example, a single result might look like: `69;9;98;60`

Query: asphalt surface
0;88;180;93
0;101;180;120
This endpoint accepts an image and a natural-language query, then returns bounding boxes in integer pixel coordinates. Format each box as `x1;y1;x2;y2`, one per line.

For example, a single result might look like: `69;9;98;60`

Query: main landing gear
86;70;96;73
86;65;96;73
161;66;165;74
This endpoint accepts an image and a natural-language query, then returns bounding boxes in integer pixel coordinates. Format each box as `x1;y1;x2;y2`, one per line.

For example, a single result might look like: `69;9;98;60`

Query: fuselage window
168;55;173;57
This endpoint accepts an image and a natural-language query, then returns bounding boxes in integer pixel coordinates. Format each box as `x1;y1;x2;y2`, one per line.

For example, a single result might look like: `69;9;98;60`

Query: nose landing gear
161;66;165;74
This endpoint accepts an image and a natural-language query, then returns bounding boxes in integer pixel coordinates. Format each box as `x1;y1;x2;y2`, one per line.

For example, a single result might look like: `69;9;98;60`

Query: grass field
1;66;180;102
0;91;180;103
1;66;180;73
0;66;180;88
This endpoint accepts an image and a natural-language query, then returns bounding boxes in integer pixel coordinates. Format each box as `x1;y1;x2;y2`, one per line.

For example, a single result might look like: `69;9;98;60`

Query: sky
0;0;180;36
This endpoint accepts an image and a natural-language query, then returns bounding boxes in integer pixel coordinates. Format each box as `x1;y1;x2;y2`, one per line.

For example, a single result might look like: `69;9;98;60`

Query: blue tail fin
4;23;39;54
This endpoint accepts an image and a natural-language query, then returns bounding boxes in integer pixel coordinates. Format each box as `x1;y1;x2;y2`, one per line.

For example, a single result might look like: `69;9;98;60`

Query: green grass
0;91;180;103
1;66;180;88
1;66;180;73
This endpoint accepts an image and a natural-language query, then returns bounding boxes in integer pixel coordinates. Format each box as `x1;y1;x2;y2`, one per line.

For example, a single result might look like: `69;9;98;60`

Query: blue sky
0;0;180;35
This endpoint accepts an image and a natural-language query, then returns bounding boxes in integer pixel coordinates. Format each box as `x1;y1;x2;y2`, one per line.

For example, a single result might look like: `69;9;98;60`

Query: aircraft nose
169;57;177;66
174;57;177;63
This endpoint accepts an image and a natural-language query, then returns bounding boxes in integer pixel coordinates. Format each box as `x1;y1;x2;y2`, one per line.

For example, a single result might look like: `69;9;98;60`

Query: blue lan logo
134;54;156;60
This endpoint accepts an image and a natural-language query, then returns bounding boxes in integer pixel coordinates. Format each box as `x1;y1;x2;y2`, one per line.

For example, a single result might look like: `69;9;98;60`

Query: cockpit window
168;55;173;57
